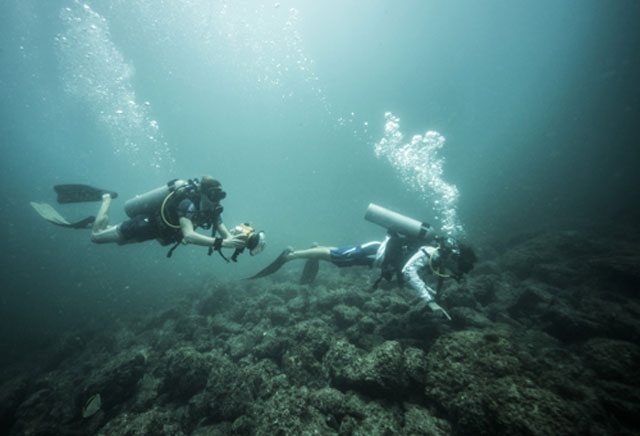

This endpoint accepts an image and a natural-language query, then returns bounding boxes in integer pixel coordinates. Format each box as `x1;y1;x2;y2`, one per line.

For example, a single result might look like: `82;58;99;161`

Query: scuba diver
31;176;266;261
249;204;475;320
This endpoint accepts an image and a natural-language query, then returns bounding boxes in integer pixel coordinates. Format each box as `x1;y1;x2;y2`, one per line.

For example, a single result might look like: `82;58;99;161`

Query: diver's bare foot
92;194;112;232
283;246;294;261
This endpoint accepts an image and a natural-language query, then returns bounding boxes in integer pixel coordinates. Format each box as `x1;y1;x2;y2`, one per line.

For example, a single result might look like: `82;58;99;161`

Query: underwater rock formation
1;223;639;435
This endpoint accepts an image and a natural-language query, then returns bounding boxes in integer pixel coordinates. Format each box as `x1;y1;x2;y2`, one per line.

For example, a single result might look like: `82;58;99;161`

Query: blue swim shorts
329;241;381;268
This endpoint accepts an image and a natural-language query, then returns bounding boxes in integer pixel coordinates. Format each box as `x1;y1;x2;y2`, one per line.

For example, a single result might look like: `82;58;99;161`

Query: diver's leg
91;225;124;244
92;193;112;232
287;247;334;262
91;194;126;244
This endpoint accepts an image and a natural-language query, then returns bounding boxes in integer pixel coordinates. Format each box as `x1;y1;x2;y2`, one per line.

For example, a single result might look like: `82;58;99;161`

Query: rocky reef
1;223;639;435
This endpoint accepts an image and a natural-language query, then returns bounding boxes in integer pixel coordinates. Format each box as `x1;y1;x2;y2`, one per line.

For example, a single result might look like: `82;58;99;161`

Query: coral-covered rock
403;347;428;386
450;307;493;328
160;346;210;401
293;319;333;360
539;301;603;342
425;329;586;435
596;380;640;429
442;286;477;309
580;338;640;386
84;351;147;411
402;402;451;436
0;376;28;434
191;422;232;436
282;343;329;388
355;341;408;397
426;329;521;398
228;331;260;360
201;353;253;422
466;274;498;306
267;305;291;326
324;339;362;389
254;328;291;362
499;231;600;283
96;408;185;436
587;252;640;296
10;387;69;436
325;340;409;398
332;304;361;327
251;386;331;436
507;282;554;319
350;399;403;436
310;387;347;415
4;225;640;436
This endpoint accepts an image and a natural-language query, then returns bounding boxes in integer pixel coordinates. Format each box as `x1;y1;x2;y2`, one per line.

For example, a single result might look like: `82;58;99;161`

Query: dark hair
200;175;221;190
456;243;477;275
200;175;226;202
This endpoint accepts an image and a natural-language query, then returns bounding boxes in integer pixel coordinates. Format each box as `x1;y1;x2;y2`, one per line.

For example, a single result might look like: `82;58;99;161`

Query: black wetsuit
118;198;222;244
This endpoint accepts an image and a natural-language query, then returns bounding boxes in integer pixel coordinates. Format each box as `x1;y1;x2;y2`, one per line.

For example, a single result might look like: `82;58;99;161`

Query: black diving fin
247;248;292;279
299;259;319;284
54;184;118;203
63;216;96;229
30;202;95;229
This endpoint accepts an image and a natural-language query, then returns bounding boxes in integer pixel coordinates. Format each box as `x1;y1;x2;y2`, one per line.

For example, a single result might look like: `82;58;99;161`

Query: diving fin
248;248;292;279
54;184;118;203
66;216;97;229
30;202;95;229
300;259;319;284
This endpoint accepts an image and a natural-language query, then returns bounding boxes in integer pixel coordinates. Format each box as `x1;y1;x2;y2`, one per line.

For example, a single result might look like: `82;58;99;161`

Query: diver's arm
401;248;437;302
180;217;217;246
179;218;243;248
216;222;232;239
215;222;245;248
402;248;452;320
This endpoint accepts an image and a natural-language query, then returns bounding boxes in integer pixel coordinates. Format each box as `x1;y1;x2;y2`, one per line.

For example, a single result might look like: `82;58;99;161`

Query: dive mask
206;187;227;202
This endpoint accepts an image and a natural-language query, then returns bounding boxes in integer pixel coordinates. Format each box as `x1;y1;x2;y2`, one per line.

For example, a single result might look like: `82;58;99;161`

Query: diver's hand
221;235;246;249
427;301;452;321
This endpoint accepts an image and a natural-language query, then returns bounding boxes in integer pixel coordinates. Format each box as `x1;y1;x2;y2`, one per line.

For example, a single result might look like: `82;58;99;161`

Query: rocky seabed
1;227;639;435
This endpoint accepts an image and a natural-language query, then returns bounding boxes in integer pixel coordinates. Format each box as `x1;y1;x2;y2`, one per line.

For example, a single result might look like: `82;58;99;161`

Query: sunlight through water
55;0;175;170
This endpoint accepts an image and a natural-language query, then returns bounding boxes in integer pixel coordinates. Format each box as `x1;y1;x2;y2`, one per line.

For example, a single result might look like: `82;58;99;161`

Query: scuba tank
366;204;435;290
124;179;188;218
364;203;435;240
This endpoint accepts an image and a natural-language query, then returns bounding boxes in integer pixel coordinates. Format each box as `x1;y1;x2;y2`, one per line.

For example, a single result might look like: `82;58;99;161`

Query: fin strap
167;241;181;258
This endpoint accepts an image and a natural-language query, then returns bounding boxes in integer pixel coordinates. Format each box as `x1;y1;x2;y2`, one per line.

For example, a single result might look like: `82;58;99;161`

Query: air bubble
374;112;463;236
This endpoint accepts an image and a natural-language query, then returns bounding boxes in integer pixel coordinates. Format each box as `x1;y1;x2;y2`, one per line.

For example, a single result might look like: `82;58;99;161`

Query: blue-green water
1;1;639;363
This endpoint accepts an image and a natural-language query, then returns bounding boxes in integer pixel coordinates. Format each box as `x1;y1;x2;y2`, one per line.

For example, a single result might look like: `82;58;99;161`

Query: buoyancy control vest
372;231;439;290
124;179;223;252
161;180;225;258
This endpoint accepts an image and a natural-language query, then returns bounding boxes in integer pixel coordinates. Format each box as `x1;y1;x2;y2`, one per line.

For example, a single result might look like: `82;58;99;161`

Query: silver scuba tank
124;179;188;218
364;203;435;240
